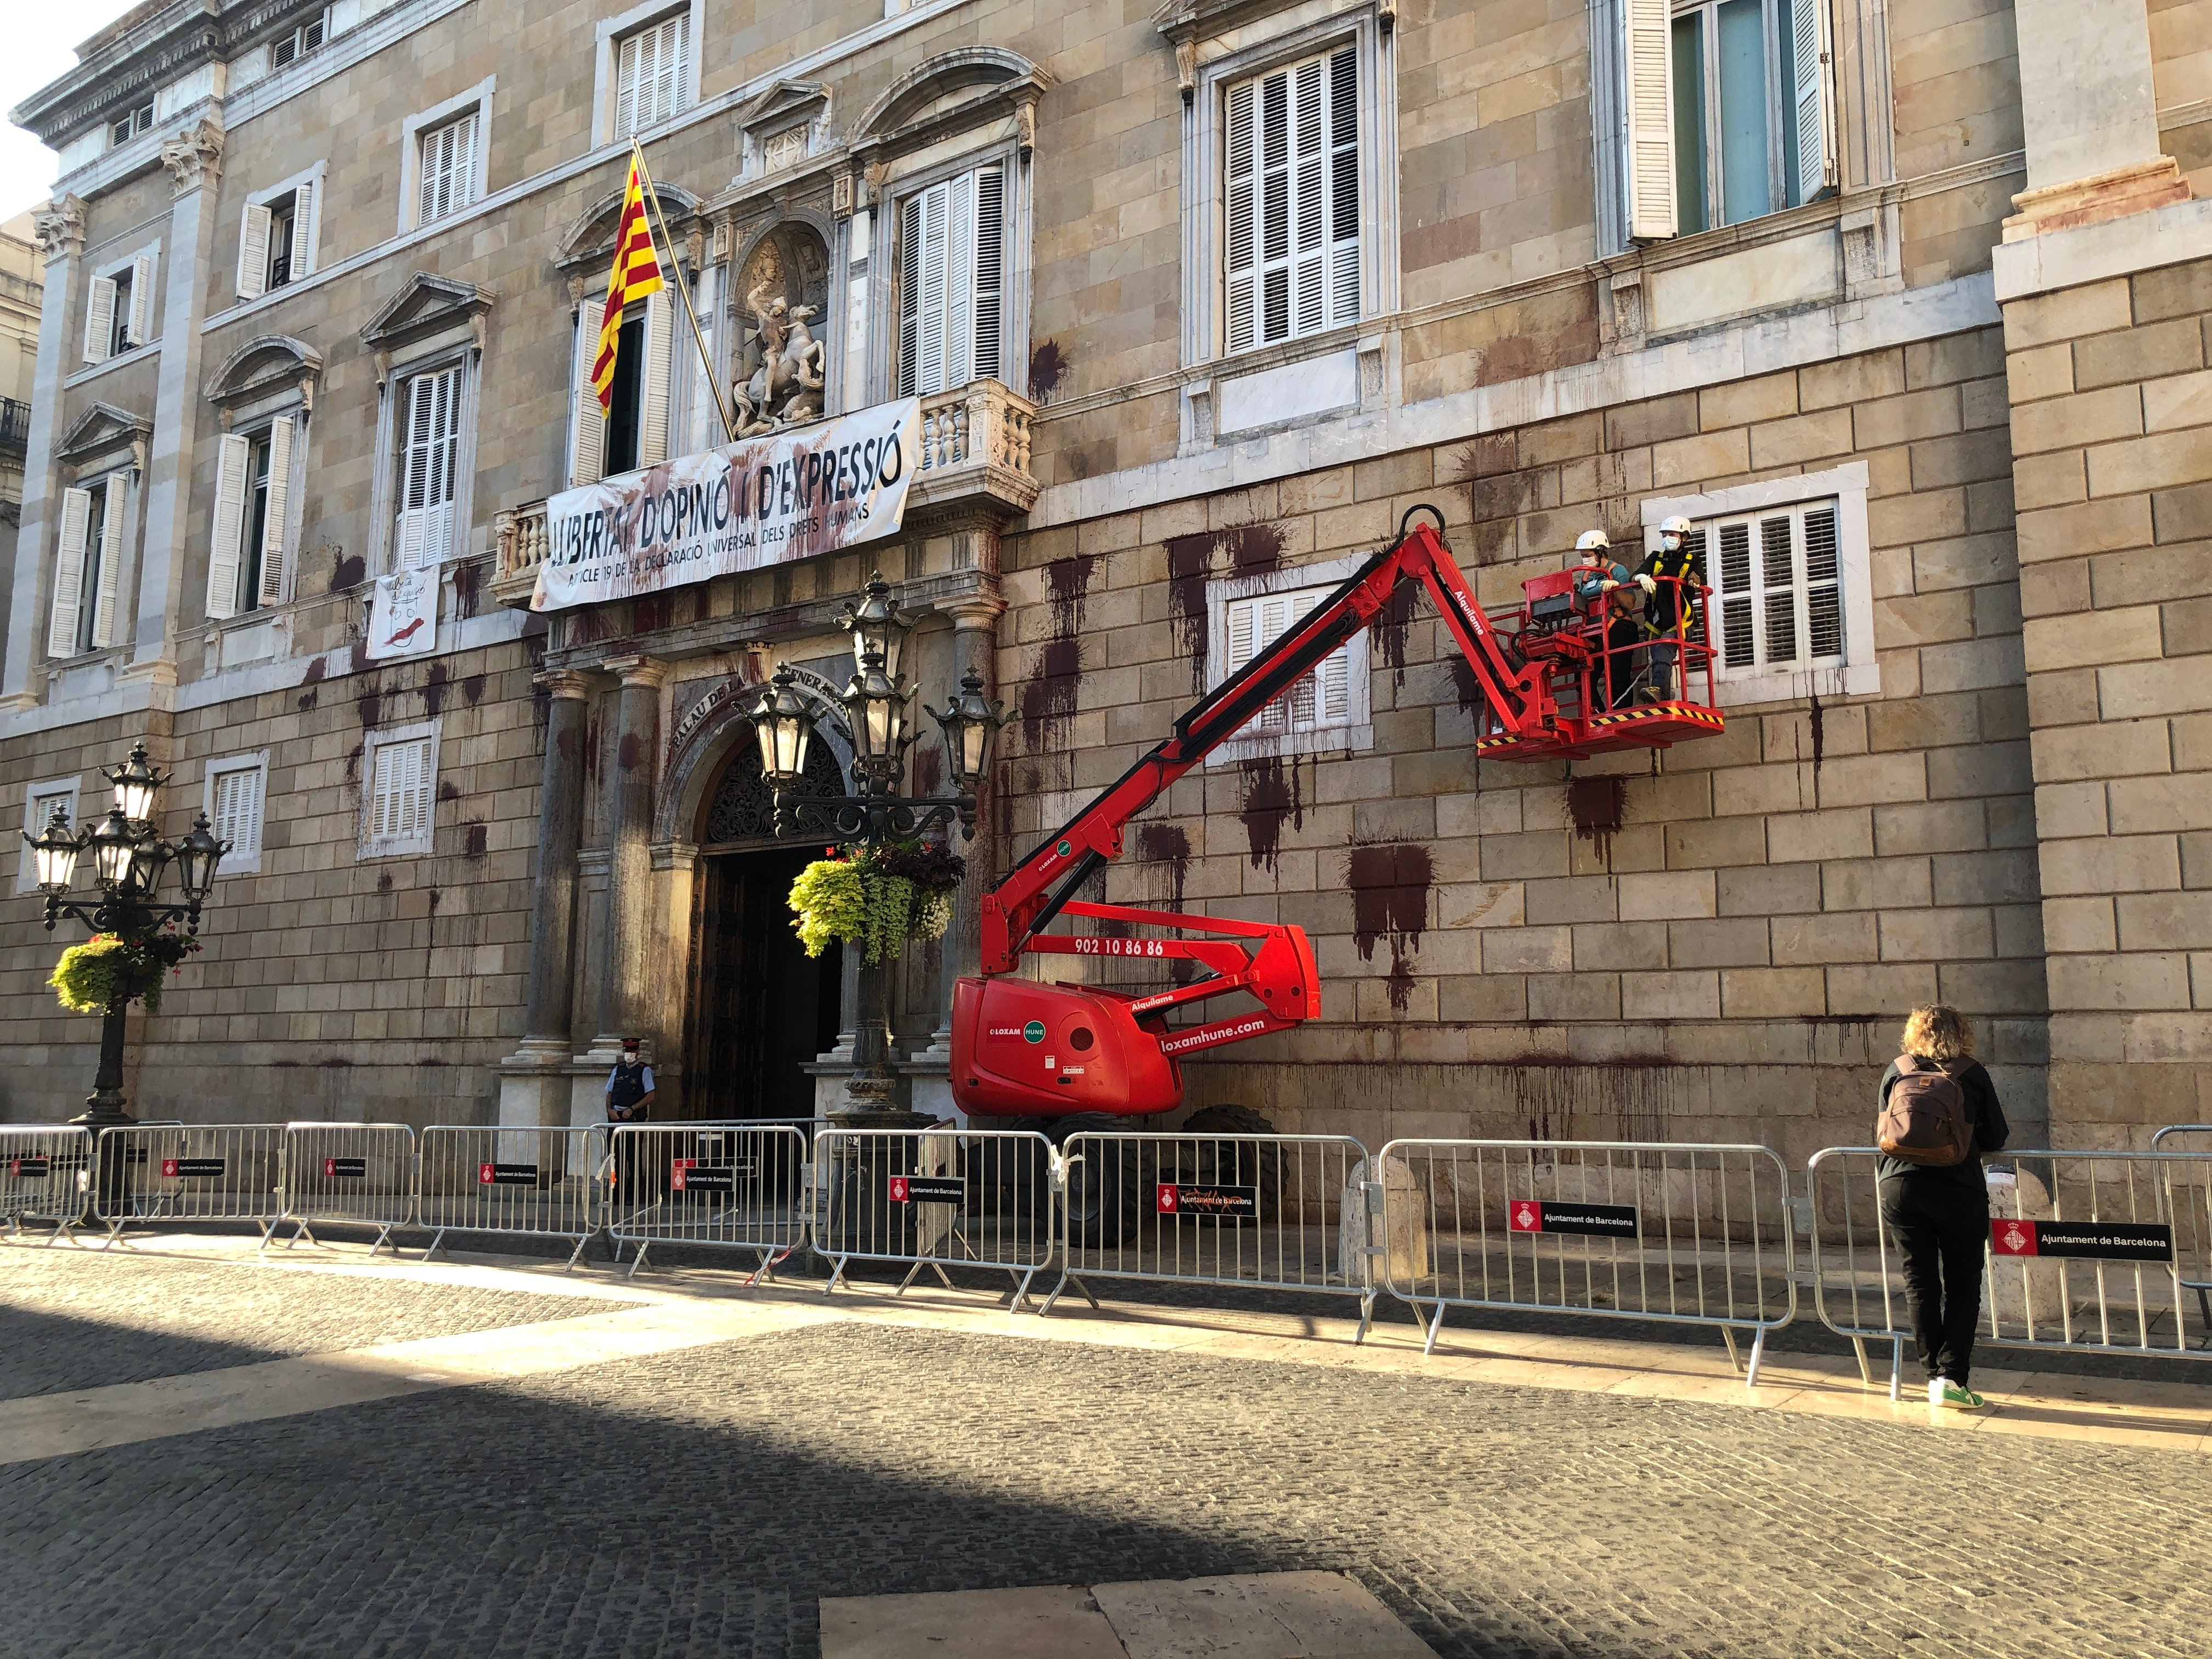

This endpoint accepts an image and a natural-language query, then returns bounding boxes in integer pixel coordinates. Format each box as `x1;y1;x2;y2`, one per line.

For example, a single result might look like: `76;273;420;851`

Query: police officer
606;1038;655;1202
1571;528;1643;708
1634;514;1701;703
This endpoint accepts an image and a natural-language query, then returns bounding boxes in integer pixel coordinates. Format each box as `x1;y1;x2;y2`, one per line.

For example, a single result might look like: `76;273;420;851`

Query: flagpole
631;139;738;446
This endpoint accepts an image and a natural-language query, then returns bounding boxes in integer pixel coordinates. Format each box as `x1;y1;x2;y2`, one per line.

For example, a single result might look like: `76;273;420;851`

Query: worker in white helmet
1634;514;1700;703
1571;528;1643;708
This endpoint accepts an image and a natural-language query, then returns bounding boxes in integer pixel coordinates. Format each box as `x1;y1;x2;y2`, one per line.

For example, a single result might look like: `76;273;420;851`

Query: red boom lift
951;507;1723;1141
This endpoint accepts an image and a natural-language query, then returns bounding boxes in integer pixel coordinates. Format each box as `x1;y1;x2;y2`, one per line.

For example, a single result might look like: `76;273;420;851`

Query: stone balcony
487;379;1038;608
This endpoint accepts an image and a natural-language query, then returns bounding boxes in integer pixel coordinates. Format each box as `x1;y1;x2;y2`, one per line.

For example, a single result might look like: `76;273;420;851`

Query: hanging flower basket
788;840;966;966
50;930;202;1016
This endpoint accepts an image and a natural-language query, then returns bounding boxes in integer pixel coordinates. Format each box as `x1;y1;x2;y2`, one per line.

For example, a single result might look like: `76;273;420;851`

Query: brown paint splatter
436;780;461;802
1029;338;1068;403
462;673;486;707
1347;843;1432;1014
1046;551;1100;636
634;595;667;635
301;657;328;687
346;742;364;785
376;870;393;893
1238;754;1306;871
354;679;385;731
1567;776;1626;869
348;641;372;675
452;560;481;619
1368;583;1418;690
1163;523;1288;692
464;822;488;860
586;715;603;781
1448;657;1483;719
296;687;319;712
1133;822;1190;909
911;742;941;798
618;731;644;771
1019;637;1081;750
332;552;365;590
1807;685;1825;775
424;664;451;717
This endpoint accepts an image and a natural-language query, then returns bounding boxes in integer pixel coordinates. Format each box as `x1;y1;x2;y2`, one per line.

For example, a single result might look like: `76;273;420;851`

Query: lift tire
994;1117;1058;1223
1045;1112;1148;1249
1177;1104;1283;1222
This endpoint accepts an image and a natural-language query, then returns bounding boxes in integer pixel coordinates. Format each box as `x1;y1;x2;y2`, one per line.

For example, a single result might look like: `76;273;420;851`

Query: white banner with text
531;398;921;613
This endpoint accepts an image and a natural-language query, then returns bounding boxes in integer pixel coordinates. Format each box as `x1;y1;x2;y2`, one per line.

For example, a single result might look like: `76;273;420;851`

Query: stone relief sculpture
730;225;830;436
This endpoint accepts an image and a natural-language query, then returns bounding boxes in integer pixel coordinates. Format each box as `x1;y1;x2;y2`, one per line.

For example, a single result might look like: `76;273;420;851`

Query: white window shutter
1227;598;1256;674
1790;0;1837;204
207;433;251;620
48;487;92;657
570;307;604;485
897;195;921;397
290;180;317;278
660;15;687;123
917;182;948;396
83;275;115;364
1622;0;1678;242
126;252;156;346
973;167;1004;382
1291;59;1325;337
238;204;272;299
89;479;127;649
258;415;295;604
638;291;674;467
1224;81;1257;354
1327;46;1359;328
615;32;640;137
945;171;975;391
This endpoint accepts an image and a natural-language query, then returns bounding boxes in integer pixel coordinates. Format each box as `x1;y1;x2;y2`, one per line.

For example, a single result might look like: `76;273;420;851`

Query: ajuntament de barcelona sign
530;397;922;612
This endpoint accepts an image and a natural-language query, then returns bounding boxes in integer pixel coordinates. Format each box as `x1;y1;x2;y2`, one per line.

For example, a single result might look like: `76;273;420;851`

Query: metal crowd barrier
0;1125;91;1241
281;1122;417;1254
1042;1130;1379;1336
417;1125;602;1269
1807;1147;2212;1397
813;1127;1058;1308
91;1122;289;1248
1377;1138;1796;1384
2152;1126;2212;1325
605;1121;812;1279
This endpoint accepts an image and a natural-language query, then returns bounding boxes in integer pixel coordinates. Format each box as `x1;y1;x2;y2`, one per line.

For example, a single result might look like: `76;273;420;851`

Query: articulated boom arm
980;512;1543;979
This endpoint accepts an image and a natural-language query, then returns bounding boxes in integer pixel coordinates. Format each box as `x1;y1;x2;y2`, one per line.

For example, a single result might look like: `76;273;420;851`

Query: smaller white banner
532;398;921;613
366;567;438;661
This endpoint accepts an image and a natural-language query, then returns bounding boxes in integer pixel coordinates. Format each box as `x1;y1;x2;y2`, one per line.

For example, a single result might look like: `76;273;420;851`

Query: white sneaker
1928;1376;1946;1407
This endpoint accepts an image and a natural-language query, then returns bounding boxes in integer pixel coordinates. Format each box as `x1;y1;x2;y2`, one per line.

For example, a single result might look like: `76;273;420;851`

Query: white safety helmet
1658;514;1692;548
1573;529;1611;556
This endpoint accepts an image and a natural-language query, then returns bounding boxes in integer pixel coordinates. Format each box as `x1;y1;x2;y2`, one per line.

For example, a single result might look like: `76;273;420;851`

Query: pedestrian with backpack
1874;1005;2010;1408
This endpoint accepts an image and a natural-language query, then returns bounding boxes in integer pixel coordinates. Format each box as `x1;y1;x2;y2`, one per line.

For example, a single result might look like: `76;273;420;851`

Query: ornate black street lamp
748;573;1005;1120
25;742;227;1127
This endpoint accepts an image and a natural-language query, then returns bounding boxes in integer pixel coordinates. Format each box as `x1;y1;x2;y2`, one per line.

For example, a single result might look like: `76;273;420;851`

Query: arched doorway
684;737;848;1119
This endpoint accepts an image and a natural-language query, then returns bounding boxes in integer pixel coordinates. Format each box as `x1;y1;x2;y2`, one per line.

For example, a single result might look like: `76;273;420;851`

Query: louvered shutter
1327;47;1359;326
419;115;475;224
258;415;295;605
289;180;316;278
1789;0;1836;204
1291;59;1326;336
614;31;641;138
973;167;1003;381
570;307;604;485
945;171;975;391
1716;520;1753;669
89;479;126;649
1224;81;1257;353
686;264;718;453
897;195;920;398
638;291;674;467
237;204;272;298
918;182;948;395
1622;0;1678;241
1803;505;1843;660
48;488;92;657
126;252;156;346
83;275;115;364
658;15;687;124
397;368;460;568
214;766;263;861
207;435;251;620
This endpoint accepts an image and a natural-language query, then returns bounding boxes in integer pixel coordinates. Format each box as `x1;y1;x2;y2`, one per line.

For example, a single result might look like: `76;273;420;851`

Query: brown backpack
1876;1056;1974;1166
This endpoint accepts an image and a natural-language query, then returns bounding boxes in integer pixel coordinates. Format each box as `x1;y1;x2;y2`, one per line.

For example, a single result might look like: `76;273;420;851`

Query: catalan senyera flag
590;152;665;412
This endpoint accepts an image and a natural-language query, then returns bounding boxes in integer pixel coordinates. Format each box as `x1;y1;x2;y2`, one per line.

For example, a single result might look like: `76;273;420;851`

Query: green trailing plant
50;930;202;1016
787;840;967;966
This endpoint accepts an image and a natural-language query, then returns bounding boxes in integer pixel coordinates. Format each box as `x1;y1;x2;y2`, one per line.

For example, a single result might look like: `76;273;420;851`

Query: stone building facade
0;0;2205;1155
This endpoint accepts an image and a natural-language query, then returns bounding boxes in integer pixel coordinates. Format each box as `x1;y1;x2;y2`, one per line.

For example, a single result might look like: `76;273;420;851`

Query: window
205;754;268;874
18;779;80;894
396;367;463;568
1200;554;1375;764
1643;462;1875;705
237;180;318;300
360;724;438;858
1223;46;1359;354
897;165;1004;397
416;111;479;227
270;11;327;69
83;251;156;365
207;416;296;619
569;291;672;484
48;476;127;657
109;104;154;148
1668;0;1832;234
614;13;688;138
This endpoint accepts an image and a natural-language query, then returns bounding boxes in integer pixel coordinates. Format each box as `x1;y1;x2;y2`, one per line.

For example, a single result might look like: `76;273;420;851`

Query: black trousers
1604;619;1641;707
1878;1175;1988;1385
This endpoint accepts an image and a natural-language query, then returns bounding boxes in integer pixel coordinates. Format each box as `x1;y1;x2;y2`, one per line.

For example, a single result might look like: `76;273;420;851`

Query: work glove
1637;573;1657;594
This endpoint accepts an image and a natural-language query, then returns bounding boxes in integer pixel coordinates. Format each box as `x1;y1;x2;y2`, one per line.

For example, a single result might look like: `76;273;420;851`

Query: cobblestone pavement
3;1300;2207;1659
0;1250;623;1398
